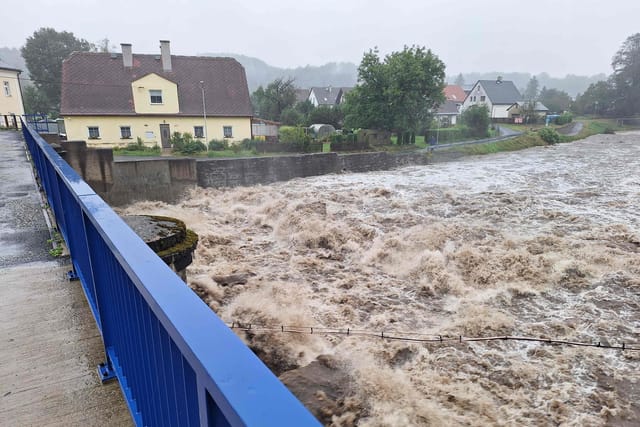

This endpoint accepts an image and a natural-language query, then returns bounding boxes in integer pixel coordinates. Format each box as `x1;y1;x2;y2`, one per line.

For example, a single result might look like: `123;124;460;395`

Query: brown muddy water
122;132;640;426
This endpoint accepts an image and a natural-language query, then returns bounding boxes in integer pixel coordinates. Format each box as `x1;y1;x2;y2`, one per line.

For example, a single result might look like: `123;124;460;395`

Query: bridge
0;122;319;426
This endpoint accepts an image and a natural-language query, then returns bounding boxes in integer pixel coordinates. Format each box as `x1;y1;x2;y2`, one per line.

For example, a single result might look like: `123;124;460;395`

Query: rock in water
279;355;362;424
212;273;253;286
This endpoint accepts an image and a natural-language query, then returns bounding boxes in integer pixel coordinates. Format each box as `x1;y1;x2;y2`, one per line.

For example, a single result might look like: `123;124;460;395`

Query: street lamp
200;81;208;141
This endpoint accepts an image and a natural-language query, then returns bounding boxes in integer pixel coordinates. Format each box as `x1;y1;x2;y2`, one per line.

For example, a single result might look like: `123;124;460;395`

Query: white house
308;87;352;107
462;78;522;119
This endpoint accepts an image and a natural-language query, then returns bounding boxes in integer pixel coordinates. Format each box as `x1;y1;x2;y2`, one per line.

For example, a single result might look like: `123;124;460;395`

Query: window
480;96;486;102
88;126;100;139
149;89;163;104
194;126;204;138
120;126;132;139
3;81;10;96
223;126;233;138
145;131;155;139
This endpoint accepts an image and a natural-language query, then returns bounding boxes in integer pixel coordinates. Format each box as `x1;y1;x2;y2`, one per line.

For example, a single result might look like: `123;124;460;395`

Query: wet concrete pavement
0;130;131;426
0;130;50;268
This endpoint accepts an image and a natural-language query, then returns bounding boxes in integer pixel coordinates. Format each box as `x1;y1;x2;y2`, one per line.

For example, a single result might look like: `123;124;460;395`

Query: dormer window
149;89;163;104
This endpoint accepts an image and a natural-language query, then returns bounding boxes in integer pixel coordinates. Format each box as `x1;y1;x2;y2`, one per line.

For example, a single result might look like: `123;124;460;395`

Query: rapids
122;132;640;426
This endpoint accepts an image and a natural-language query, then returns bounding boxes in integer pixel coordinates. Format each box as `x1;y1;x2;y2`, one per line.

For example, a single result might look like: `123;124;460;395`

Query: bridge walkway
0;130;131;426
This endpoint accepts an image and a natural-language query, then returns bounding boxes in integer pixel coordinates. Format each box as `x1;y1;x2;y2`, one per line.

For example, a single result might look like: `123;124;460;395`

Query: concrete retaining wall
196;153;339;188
61;144;463;206
108;159;197;206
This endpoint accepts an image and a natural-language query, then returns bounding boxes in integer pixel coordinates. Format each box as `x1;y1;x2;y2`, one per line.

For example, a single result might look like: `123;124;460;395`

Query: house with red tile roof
443;85;466;103
60;41;252;147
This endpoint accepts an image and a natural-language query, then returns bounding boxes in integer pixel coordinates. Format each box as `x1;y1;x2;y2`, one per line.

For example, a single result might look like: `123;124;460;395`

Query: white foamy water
123;132;640;426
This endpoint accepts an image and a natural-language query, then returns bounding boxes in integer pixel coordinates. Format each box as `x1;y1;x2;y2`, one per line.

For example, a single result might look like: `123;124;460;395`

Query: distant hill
448;72;607;98
204;53;605;97
199;53;358;91
1;46;605;99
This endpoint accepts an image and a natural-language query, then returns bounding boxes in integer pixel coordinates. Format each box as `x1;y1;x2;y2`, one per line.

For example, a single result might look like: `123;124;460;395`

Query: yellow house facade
0;65;25;117
63;115;251;147
60;41;253;147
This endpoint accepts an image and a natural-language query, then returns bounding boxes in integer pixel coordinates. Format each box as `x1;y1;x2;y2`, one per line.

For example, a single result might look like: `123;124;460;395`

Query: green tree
524;76;539;100
520;100;540;124
611;33;640;115
308;106;344;128
539;87;572;113
22;85;51;114
95;37;115;53
573;81;616;116
21;28;93;115
344;46;446;135
343;49;392;130
454;73;465;86
460;105;490;137
251;77;297;121
280;107;303;126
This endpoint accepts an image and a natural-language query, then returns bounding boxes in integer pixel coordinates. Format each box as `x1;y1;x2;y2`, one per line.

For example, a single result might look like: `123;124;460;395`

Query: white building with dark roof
462;79;523;119
308;86;352;108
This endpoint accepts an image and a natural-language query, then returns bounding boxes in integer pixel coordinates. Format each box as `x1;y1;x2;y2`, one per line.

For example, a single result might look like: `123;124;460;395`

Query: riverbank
448;119;635;156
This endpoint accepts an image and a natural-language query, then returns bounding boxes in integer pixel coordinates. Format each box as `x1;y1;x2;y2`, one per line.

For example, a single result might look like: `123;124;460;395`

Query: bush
172;132;206;154
208;139;228;151
279;126;311;146
460;105;490;137
538;127;562;144
125;136;146;151
170;131;185;151
555;112;573;125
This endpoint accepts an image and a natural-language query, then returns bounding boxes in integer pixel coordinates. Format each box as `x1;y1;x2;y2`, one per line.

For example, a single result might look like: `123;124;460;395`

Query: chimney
160;40;172;72
121;43;132;68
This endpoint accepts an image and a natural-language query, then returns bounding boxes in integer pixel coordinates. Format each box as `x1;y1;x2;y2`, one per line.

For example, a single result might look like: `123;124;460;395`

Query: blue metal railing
21;120;319;427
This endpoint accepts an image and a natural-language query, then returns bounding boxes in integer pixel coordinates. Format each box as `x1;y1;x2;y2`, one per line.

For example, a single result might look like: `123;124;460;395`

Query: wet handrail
21;120;319;427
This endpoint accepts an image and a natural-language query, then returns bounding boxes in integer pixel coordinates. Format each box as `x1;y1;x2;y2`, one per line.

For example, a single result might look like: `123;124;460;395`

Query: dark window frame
120;126;132;139
149;89;163;104
88;126;100;139
223;126;233;138
194;126;204;138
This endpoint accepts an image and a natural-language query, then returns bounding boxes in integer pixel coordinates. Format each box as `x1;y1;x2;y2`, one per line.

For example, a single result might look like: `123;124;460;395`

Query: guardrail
21;120;319;427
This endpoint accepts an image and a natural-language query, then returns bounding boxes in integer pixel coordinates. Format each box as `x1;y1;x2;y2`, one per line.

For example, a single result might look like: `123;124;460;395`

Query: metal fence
21;120;319;427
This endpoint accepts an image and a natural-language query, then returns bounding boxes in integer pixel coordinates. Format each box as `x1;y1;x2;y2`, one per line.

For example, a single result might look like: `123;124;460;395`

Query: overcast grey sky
3;0;639;76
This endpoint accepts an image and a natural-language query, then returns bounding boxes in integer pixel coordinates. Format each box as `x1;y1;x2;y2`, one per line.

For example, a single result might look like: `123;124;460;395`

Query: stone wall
196;153;339;188
59;142;465;206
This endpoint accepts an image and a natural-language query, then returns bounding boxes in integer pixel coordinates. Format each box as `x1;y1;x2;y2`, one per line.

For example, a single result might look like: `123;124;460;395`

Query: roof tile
61;52;252;116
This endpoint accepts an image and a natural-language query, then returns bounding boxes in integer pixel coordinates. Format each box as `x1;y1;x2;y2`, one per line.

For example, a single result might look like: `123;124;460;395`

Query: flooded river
123;132;640;426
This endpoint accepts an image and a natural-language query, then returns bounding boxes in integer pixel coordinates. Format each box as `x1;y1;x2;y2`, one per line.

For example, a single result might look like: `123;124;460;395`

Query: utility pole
200;81;208;141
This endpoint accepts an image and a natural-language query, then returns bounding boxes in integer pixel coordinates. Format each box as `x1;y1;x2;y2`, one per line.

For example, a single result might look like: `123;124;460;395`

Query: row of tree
13;27;640;126
572;34;640;116
250;78;345;128
521;33;640;118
